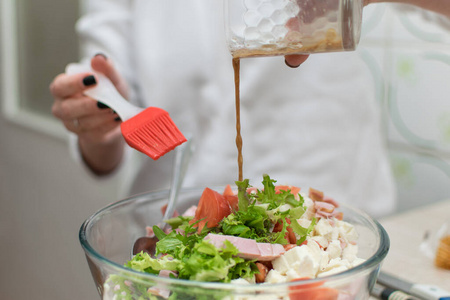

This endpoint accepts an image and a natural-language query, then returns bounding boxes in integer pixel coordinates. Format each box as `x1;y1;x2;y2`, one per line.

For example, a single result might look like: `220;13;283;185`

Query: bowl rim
79;186;390;290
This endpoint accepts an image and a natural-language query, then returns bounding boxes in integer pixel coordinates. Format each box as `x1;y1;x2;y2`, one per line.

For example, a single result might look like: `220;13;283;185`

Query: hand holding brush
65;59;186;160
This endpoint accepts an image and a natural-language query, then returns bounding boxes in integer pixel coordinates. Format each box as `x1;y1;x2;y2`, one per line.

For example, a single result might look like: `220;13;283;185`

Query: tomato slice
289;278;339;300
190;188;231;233
275;185;301;195
223;184;239;211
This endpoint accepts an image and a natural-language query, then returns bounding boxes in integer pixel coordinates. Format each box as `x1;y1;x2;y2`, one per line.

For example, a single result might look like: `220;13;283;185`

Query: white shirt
73;0;396;218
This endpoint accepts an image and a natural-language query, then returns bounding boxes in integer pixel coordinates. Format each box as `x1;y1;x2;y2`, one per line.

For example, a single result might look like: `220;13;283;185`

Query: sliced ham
309;187;324;202
205;234;260;259
316;210;334;219
333;211;344;220
182;205;197;217
323;196;339;207
204;234;285;261
146;226;155;238
315;210;343;220
314;201;336;213
160;204;179;218
256;243;286;261
159;270;178;278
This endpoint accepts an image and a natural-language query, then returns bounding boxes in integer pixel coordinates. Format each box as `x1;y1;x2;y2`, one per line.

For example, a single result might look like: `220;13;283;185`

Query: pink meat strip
146;226;155;237
182;205;197;217
204;233;285;261
315;210;343;220
159;270;178;278
314;201;336;213
323;196;340;207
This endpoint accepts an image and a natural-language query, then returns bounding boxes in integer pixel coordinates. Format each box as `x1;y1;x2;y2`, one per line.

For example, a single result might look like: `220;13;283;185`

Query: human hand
50;54;128;144
50;54;129;174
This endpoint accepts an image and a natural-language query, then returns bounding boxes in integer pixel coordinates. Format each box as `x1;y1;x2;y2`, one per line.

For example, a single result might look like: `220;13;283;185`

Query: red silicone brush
66;63;186;159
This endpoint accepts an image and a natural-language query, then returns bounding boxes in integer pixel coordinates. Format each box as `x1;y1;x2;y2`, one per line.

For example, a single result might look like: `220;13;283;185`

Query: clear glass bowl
79;187;389;300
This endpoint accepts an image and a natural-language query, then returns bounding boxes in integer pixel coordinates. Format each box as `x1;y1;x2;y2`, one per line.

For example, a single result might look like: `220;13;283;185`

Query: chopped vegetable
108;174;356;300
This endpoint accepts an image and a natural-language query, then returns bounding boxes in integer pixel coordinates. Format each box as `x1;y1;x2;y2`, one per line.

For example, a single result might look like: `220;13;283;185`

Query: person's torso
125;0;395;217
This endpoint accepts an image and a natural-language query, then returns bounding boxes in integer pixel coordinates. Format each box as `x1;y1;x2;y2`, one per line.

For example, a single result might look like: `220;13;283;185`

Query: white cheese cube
309;235;329;249
317;265;349;277
326;239;342;260
318;257;350;277
342;243;359;262
315;218;333;236
315;218;339;242
291;256;317;278
337;220;358;242
352;257;366;267
272;253;290;275
285;268;301;281
273;243;325;279
265;269;287;284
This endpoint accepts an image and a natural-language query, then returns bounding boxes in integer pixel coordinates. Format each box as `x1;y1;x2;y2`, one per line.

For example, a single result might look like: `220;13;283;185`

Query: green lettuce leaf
125;252;179;273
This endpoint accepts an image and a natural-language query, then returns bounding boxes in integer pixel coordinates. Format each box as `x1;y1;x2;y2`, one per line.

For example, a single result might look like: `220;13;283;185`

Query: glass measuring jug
225;0;364;58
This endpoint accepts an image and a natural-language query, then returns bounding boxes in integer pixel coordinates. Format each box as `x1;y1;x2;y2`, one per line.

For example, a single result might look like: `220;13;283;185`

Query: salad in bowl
79;175;389;300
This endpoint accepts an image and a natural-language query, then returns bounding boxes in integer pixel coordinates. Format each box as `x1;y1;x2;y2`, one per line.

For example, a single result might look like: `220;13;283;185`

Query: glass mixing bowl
79;187;389;300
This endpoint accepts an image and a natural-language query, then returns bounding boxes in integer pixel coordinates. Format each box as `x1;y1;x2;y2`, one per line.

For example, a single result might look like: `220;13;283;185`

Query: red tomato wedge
223;184;239;211
289;278;339;300
275;185;301;195
190;188;231;233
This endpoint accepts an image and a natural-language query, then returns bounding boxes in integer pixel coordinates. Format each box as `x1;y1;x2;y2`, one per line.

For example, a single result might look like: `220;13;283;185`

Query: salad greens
106;175;317;299
223;174;315;245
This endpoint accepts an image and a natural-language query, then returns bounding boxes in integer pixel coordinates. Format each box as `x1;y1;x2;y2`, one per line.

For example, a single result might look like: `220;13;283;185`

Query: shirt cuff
68;132;126;181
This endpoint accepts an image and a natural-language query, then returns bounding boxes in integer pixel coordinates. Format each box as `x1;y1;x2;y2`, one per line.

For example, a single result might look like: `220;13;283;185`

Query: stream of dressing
232;57;243;182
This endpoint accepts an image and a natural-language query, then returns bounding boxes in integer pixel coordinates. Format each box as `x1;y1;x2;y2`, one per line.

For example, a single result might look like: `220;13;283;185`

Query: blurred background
1;1;450;299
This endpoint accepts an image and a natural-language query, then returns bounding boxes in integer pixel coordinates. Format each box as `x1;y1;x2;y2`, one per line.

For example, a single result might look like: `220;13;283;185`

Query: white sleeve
76;0;139;104
68;132;130;181
67;0;138;180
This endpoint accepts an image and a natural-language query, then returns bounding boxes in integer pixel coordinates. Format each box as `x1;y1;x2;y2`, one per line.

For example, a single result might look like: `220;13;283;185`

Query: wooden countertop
369;199;450;299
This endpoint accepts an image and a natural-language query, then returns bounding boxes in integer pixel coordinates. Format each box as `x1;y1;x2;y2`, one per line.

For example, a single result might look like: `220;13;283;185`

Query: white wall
1;0;120;297
0;116;121;299
358;4;450;211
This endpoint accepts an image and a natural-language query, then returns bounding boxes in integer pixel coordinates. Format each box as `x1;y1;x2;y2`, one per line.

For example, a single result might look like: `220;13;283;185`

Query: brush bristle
121;108;187;160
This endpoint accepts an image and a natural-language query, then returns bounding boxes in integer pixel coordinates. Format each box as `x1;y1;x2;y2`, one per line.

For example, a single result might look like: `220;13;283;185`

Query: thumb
90;54;129;99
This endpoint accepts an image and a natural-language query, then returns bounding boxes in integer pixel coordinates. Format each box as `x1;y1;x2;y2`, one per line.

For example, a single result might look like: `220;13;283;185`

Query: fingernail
285;59;300;68
94;53;107;60
97;101;109;109
83;75;96;86
114;117;121;122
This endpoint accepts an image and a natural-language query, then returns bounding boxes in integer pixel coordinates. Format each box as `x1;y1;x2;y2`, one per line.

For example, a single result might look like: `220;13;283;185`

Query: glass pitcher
225;0;364;58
